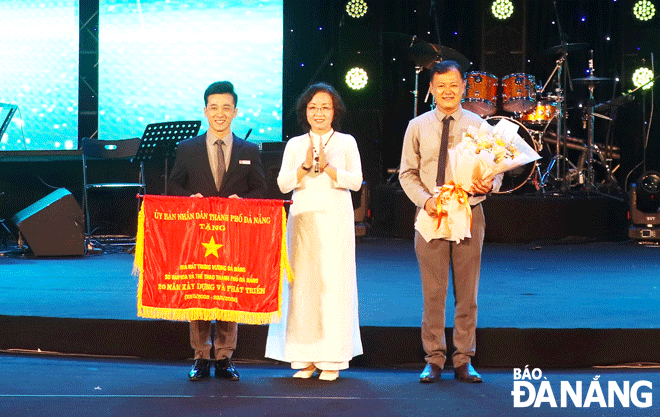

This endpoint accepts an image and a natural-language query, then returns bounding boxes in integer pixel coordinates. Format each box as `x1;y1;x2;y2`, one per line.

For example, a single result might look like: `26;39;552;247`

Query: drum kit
460;47;622;194
391;33;623;195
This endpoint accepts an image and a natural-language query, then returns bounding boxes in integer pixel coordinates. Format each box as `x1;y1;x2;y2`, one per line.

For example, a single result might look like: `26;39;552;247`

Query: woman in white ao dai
265;83;363;382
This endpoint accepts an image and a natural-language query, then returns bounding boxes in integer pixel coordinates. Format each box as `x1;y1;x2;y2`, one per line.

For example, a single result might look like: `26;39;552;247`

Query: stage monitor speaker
12;188;85;256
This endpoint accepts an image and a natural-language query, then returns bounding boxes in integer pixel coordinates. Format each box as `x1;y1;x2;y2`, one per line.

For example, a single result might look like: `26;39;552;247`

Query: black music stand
0;191;13;249
132;121;201;195
0;103;18;139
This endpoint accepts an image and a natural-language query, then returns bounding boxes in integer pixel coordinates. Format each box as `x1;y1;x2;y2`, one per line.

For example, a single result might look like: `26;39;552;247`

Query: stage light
632;67;654;90
491;0;514;20
345;67;368;90
629;172;660;242
346;0;368;19
640;172;660;194
631;172;660;222
633;0;656;21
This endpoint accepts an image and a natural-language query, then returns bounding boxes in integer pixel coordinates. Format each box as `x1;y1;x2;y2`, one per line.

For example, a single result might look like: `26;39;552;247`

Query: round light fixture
346;0;368;19
345;67;368;90
633;0;656;21
491;0;514;20
632;67;654;90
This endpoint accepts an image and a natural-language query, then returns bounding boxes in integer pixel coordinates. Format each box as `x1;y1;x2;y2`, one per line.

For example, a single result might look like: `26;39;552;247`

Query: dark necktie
436;115;453;186
216;139;225;191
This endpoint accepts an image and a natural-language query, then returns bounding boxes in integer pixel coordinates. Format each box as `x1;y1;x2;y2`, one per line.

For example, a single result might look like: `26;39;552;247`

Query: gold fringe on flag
136;305;282;325
134;204;146;318
273;206;294;323
281;206;294;284
133;203;145;277
134;198;292;324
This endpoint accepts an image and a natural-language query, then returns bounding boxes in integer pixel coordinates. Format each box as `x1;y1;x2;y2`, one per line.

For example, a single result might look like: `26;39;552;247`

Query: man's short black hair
429;61;465;81
204;81;238;107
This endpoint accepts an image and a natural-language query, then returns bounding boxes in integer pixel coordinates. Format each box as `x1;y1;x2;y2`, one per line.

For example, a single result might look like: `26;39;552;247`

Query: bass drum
487;116;538;194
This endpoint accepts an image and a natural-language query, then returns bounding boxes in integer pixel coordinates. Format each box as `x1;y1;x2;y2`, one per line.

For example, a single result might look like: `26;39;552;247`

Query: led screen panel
0;1;79;151
99;0;283;144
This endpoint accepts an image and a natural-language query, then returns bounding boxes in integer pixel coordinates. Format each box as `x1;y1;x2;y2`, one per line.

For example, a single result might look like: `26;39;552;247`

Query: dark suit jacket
168;133;267;199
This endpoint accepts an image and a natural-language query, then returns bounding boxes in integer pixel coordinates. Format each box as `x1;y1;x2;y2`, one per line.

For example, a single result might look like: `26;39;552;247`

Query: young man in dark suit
169;81;267;381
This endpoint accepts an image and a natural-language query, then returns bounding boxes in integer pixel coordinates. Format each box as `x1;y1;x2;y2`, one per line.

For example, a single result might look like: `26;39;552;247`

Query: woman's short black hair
295;82;346;132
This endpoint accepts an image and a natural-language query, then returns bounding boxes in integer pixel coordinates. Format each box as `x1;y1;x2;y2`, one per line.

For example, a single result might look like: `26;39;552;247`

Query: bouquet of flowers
415;118;541;243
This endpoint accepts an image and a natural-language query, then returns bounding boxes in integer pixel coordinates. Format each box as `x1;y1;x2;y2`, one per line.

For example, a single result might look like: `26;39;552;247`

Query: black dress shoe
188;359;211;381
454;363;482;383
215;358;240;381
419;363;442;383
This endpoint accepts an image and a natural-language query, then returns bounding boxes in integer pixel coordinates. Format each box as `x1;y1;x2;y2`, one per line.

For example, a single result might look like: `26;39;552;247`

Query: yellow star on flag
201;236;223;258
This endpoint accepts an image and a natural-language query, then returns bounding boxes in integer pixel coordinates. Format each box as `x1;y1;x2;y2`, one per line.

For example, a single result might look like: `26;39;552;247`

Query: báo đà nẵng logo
511;366;652;408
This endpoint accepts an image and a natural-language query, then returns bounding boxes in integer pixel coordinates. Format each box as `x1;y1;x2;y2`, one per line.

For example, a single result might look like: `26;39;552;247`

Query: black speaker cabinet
12;188;85;256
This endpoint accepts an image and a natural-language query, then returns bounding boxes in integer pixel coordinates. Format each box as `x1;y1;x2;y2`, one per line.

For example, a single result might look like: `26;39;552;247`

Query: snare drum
462;71;498;116
519;101;558;125
501;73;537;113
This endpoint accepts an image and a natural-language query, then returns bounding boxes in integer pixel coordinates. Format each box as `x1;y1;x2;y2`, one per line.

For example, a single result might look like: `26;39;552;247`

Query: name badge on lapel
239;160;251;165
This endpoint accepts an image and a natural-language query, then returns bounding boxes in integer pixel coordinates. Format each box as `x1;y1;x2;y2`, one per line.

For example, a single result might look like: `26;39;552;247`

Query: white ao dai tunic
265;130;363;370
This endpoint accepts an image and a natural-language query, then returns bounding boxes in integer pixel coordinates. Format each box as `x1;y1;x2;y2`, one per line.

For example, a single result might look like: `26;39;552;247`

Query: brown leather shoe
419;363;442;383
454;363;482;383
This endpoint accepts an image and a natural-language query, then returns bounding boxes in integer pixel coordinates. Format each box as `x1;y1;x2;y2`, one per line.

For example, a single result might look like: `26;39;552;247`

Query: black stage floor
1;354;658;417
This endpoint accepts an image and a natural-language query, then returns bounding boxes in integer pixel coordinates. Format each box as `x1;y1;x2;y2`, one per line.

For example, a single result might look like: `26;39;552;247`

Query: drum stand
583;83;598;192
413;65;424;118
580;91;623;200
530;130;547;194
540;1;582;193
573;53;623;197
388;65;426;185
539;54;574;193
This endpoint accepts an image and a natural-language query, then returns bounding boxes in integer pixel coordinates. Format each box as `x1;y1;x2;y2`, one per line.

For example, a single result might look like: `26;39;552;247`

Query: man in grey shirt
399;60;501;383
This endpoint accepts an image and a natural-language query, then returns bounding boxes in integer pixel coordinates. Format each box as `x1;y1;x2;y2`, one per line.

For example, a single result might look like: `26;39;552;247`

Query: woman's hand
305;139;314;168
296;140;315;181
318;144;327;169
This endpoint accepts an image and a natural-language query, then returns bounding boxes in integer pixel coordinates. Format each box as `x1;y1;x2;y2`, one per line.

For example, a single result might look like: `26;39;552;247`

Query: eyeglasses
307;106;333;114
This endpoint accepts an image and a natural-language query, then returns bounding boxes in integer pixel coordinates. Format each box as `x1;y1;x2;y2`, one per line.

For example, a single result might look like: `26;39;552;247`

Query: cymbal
383;32;470;71
544;42;589;55
573;75;614;84
410;43;470;70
